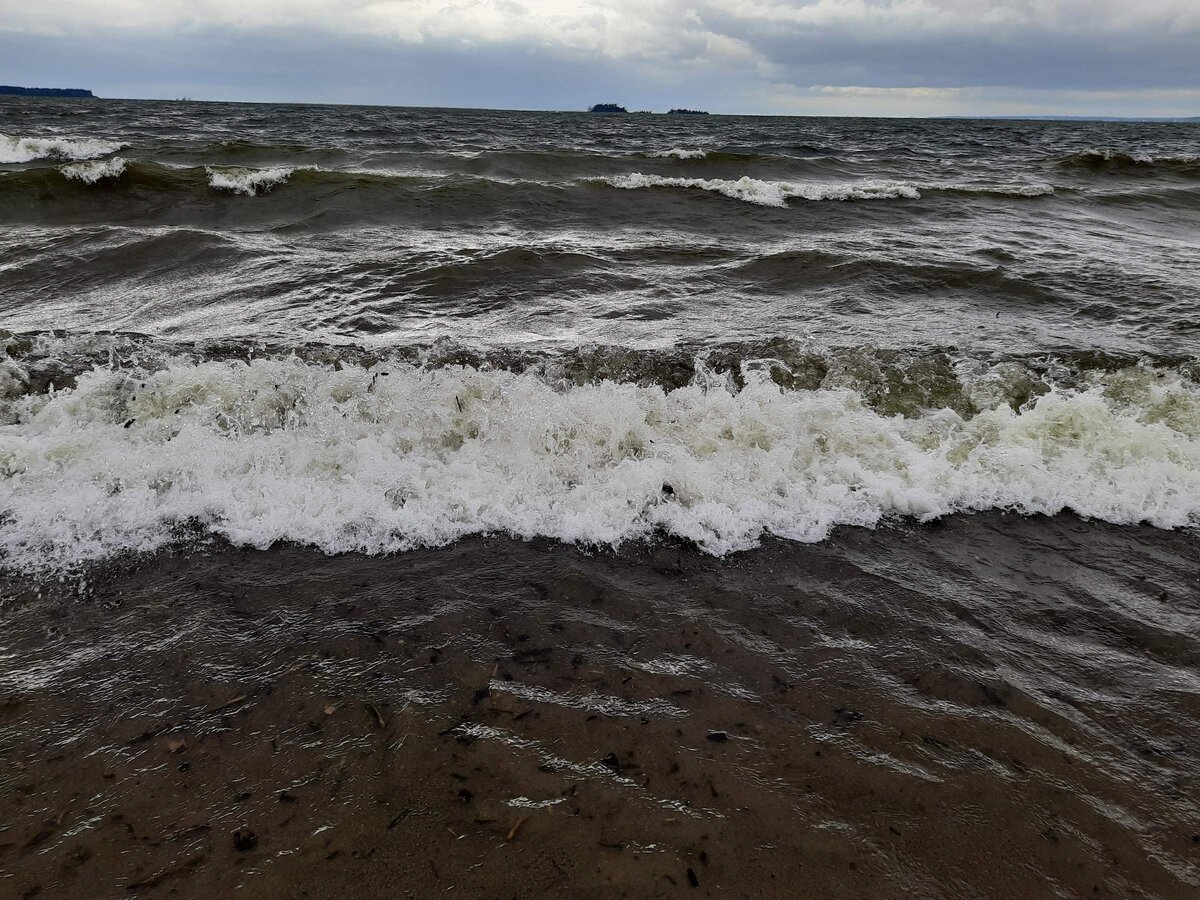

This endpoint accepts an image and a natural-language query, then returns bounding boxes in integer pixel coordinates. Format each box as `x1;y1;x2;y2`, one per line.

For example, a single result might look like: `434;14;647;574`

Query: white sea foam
604;173;922;206
1081;148;1152;163
604;174;1056;206
59;157;128;184
0;134;127;164
939;182;1056;197
649;148;708;159
205;165;304;196
345;166;445;180
1007;183;1055;196
0;358;1197;573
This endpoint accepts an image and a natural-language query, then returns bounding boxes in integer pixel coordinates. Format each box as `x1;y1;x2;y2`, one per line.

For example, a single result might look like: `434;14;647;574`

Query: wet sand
1;513;1198;898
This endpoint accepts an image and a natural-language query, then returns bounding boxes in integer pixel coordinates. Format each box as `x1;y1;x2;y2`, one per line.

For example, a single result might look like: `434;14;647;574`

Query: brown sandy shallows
1;513;1198;899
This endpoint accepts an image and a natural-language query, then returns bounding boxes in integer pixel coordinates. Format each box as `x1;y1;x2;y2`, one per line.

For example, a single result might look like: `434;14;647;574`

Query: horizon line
4;91;1197;123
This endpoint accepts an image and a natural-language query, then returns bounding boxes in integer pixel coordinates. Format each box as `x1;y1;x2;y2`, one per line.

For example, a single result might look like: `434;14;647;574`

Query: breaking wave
0;342;1196;573
59;157;128;184
0;133;127;164
934;181;1056;198
603;174;922;206
0;161;1056;215
1057;149;1200;174
600;174;1053;206
648;148;709;159
0;161;434;200
205;165;307;195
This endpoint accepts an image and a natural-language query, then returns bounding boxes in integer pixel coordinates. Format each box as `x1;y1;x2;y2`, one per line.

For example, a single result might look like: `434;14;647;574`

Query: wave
630;148;816;166
0;345;1196;573
1057;149;1200;175
932;181;1056;198
599;174;1052;206
0;161;207;200
0;133;127;164
647;148;708;159
206;139;329;156
382;146;813;180
0;161;431;201
1;159;1057;214
59;157;128;184
602;173;922;206
205;165;307;195
161;145;843;181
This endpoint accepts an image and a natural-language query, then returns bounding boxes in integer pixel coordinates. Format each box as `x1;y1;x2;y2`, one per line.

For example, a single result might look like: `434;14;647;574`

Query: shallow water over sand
2;514;1198;898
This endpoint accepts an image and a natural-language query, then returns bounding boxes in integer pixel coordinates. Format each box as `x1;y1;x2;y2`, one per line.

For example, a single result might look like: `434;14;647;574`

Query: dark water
0;99;1198;573
1;99;1198;353
1;98;1199;898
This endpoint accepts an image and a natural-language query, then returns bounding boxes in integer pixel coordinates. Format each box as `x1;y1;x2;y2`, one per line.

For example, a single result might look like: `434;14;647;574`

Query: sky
1;1;1198;117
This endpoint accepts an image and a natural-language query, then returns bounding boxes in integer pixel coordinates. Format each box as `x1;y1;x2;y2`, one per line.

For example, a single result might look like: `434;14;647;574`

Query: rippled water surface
1;520;1199;898
2;99;1198;353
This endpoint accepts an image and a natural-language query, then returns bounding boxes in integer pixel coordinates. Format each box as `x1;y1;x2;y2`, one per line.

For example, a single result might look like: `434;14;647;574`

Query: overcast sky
1;1;1198;116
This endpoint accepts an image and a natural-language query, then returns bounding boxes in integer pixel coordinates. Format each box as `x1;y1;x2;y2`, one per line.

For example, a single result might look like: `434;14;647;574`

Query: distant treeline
0;85;94;98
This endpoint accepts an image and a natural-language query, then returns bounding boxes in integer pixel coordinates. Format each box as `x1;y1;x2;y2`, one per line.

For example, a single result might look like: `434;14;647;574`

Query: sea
0;98;1198;898
0;99;1198;571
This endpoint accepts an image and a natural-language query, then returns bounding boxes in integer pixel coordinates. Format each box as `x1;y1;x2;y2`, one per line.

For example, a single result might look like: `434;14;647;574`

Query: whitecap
0;134;127;164
59;157;128;184
0;358;1197;573
205;165;305;196
929;181;1056;197
648;148;708;159
603;173;921;206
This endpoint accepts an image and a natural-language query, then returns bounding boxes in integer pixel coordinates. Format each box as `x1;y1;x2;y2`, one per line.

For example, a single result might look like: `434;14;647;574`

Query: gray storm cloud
1;0;1197;114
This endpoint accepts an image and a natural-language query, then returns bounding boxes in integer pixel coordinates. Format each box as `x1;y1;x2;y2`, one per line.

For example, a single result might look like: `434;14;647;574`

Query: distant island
0;85;94;98
588;104;713;115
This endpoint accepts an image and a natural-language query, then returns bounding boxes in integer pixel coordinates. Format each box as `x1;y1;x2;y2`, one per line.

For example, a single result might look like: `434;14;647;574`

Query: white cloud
16;0;1193;50
707;0;1200;35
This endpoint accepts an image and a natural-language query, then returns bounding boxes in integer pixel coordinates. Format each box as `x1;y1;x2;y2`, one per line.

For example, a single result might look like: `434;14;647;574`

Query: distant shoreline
1;90;1194;121
0;85;94;98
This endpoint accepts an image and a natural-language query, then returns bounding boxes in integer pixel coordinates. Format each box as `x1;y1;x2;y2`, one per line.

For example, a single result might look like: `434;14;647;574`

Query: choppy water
2;96;1200;900
0;98;1198;571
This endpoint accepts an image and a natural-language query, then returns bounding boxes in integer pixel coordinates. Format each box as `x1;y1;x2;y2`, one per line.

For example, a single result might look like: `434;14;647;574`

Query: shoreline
2;512;1198;898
